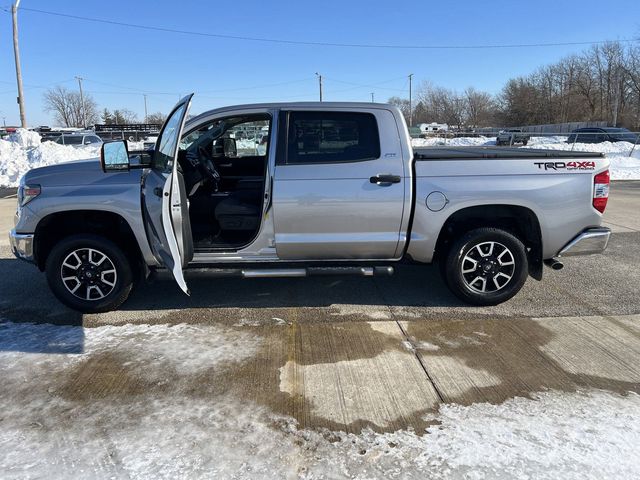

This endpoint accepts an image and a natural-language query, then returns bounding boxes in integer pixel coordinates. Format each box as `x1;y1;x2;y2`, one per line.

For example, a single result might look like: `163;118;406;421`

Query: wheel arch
434;204;544;280
34;210;145;280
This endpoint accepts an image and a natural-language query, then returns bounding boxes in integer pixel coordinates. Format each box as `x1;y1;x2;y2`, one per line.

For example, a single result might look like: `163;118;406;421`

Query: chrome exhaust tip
544;258;564;270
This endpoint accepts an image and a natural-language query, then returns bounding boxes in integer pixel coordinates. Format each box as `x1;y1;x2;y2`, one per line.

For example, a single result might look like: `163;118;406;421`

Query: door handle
153;187;163;197
370;174;401;186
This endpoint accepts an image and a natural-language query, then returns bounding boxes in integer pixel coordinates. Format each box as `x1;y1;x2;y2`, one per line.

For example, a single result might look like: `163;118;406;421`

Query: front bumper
558;227;611;257
9;229;35;263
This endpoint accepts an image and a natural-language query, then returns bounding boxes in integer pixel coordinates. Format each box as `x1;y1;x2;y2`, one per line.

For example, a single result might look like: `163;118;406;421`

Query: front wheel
442;228;528;306
45;234;134;313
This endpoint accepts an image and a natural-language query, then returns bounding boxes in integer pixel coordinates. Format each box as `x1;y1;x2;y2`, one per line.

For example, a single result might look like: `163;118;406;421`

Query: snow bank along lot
1;129;639;187
413;135;640;180
0;130;102;188
1;321;639;479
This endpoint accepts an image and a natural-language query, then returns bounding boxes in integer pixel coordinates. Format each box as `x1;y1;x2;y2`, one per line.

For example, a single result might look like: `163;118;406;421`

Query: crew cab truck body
10;96;611;312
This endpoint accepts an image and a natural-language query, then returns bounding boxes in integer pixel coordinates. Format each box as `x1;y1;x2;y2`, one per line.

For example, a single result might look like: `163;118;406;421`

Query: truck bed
414;146;604;160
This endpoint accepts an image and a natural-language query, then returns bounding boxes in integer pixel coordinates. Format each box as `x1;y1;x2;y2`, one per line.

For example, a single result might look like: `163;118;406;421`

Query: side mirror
100;140;130;172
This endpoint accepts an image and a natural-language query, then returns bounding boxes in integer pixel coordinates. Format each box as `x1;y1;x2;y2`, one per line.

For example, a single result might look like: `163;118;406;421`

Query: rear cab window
285;111;380;164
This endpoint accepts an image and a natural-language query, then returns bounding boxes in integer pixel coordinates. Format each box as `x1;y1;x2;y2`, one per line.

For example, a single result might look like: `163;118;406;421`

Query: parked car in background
496;129;530;146
55;134;103;147
567;127;638;144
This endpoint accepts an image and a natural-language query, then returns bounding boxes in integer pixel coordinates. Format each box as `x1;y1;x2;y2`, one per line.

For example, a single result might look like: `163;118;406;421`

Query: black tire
45;234;134;313
522;139;528;146
442;227;528;306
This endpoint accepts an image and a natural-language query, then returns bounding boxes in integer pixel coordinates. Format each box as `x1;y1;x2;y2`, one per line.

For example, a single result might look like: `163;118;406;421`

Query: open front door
141;94;194;294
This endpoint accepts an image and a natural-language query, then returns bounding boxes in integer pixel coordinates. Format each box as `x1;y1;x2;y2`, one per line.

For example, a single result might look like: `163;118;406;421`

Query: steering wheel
198;146;221;187
185;146;221;191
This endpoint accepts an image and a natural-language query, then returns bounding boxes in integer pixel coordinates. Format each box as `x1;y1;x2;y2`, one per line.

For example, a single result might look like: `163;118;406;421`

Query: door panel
141;94;194;293
272;108;406;260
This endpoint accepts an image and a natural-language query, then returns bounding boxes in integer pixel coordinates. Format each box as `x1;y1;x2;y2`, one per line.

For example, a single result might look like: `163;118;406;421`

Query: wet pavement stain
42;315;640;437
404;317;640;406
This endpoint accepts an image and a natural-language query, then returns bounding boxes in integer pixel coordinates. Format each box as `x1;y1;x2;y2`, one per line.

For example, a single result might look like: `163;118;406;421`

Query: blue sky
1;0;638;126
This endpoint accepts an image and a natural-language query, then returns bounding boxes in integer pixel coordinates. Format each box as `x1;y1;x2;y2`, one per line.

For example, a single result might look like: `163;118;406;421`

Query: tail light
593;170;610;214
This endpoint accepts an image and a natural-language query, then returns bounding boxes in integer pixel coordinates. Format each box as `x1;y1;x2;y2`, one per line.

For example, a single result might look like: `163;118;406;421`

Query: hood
24;157;142;187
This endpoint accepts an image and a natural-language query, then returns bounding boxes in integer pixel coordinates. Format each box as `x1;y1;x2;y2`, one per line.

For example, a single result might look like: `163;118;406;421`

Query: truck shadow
126;263;466;311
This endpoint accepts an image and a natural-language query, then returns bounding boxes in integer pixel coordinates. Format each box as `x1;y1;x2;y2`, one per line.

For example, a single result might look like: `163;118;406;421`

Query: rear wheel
442;228;528;306
45;234;134;313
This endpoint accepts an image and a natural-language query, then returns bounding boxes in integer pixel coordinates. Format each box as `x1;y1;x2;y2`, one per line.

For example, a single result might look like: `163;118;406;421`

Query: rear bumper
9;229;35;263
557;227;611;257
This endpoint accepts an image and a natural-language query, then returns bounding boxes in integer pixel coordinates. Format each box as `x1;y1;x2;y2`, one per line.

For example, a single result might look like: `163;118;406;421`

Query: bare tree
112;109;138;124
464;87;495;127
43;86;99;127
145;112;167;125
387;97;410;124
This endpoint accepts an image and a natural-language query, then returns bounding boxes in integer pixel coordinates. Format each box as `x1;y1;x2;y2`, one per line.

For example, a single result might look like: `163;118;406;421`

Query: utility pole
2;117;6;128
315;72;323;102
612;66;620;127
143;94;148;123
370;92;375;102
12;0;27;128
75;76;86;128
408;73;414;126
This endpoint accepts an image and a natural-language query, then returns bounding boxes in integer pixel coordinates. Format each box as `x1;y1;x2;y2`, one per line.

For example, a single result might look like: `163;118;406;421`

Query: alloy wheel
461;241;516;294
60;248;118;301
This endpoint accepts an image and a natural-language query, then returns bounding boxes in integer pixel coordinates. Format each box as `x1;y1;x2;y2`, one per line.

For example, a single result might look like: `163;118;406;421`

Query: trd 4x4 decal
534;161;596;171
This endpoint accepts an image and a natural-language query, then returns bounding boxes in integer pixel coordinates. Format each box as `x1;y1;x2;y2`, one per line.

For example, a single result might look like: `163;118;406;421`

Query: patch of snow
330;304;392;320
0;129;101;187
521;139;640;180
412;136;496;147
415;340;440;351
410;136;640;180
1;321;639;479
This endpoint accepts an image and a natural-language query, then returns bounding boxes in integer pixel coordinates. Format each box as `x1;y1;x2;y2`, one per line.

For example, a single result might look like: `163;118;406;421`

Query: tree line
43;86;166;127
389;41;640;130
43;41;640;130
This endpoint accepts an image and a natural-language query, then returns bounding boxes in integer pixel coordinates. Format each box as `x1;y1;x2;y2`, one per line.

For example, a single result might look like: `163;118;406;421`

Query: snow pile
0;129;101;187
6;129;42;148
1;321;639;479
410;136;640;180
522;139;640;180
526;135;568;145
412;135;496;147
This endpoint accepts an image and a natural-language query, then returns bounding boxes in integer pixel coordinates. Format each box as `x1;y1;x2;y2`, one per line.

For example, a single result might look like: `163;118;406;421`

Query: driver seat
214;191;262;231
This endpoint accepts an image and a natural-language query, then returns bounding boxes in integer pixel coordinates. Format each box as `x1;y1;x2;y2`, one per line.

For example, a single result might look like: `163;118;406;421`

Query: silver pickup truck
10;95;611;312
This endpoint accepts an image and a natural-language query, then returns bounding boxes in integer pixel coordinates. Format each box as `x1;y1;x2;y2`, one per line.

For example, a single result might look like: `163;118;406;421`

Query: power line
8;6;639;50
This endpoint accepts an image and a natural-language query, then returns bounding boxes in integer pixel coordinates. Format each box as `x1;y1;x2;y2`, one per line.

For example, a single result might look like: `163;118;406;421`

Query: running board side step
186;266;395;278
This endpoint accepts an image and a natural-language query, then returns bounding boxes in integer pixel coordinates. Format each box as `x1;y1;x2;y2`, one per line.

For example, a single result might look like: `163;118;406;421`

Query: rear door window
285;111;380;164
